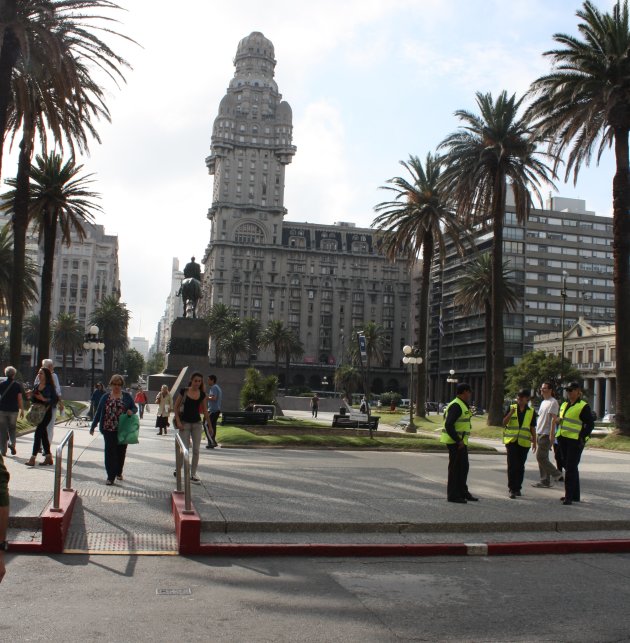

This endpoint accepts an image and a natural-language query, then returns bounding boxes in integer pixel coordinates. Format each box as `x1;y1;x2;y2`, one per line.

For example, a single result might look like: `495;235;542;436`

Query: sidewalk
5;408;630;553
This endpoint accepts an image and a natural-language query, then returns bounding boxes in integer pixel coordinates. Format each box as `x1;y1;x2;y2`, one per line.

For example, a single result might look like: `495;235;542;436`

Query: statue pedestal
164;318;209;375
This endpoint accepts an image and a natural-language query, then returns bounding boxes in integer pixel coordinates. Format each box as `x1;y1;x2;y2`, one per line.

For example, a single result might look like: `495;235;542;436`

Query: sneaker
205;444;215;449
9;444;16;455
106;479;114;486
190;475;201;484
509;491;516;499
532;481;552;488
515;490;522;497
116;475;123;481
554;475;564;482
464;492;479;501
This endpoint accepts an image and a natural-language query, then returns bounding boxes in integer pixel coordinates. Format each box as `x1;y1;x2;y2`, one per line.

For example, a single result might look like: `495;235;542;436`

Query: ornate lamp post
83;325;105;391
446;368;458;399
402;345;423;433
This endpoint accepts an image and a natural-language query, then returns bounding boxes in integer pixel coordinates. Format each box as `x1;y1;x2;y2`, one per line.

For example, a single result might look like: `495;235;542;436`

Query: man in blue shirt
205;374;222;449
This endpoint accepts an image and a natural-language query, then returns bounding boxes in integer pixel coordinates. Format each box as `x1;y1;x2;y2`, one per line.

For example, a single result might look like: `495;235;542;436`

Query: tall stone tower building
202;32;411;393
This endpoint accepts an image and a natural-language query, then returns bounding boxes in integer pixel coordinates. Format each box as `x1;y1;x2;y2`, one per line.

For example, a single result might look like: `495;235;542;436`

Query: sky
3;0;619;344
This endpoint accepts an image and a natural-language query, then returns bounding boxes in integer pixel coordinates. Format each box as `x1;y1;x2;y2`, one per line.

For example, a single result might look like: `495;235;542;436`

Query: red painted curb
41;490;77;554
487;539;630;556
6;542;43;553
171;492;201;555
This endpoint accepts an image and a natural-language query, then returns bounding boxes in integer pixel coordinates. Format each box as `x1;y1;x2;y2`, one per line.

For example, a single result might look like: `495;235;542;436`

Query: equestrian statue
177;256;202;318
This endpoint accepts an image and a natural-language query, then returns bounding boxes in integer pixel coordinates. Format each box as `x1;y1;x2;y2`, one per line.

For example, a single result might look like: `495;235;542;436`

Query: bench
332;412;380;430
221;410;270;425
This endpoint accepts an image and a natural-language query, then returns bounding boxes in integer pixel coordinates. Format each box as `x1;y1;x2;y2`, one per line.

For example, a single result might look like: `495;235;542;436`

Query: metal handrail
51;430;74;512
174;433;194;514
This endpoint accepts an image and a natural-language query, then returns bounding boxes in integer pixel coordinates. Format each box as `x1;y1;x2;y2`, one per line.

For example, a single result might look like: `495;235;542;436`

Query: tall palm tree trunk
613;126;630;434
488;177;507;427
484;300;492;410
9;129;34;365
0;3;18;180
61;347;67;384
415;233;433;419
38;213;57;362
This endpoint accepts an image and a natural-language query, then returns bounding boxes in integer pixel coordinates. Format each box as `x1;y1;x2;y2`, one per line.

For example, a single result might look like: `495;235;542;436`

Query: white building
130;336;150;361
154;258;184;355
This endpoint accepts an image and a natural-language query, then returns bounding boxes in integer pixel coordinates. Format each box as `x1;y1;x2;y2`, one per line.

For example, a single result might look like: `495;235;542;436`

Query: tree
205;302;238;365
51;311;82;383
0;222;38;315
2;152;101;361
217;326;248;367
90;295;129;380
505;351;581;401
121;348;144;386
348;321;386;401
241;316;262;364
527;1;630;435
239;367;278;408
22;310;38;368
261;319;292;376
454;253;519;409
334;364;361;402
439;91;555;426
146;351;165;375
1;2;131;367
373;153;468;418
282;329;304;390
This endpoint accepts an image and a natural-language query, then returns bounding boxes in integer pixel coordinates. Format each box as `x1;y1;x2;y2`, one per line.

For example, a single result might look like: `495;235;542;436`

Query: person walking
310;393;320;418
440;383;478;504
503;389;537;499
89;382;106;420
205;374;221;449
0;366;25;456
155;385;173;436
90;374;138;485
33;359;64;447
555;382;594;505
532;382;563;489
134;387;148;419
173;372;210;484
25;367;58;467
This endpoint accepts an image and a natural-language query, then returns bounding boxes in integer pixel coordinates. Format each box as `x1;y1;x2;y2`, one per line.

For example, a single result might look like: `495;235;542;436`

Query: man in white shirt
532;382;563;488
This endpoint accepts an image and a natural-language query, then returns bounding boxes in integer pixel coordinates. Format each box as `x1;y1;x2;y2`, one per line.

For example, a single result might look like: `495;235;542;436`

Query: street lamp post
402;345;423;434
560;270;568;390
446;368;458;399
83;325;105;391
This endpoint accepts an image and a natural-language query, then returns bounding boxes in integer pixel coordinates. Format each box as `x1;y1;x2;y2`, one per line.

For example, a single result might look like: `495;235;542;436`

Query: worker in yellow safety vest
440;382;478;504
502;389;537;499
553;381;594;505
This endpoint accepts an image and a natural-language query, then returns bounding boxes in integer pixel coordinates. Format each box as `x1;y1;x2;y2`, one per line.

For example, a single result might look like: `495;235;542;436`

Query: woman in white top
155;385;173;436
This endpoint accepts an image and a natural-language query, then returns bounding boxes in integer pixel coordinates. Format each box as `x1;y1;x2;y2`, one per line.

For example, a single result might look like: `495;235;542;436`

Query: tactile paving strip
64;531;178;553
78;488;171;499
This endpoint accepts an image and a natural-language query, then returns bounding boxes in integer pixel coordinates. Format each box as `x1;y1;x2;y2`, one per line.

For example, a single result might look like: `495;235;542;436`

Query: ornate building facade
200;32;411;392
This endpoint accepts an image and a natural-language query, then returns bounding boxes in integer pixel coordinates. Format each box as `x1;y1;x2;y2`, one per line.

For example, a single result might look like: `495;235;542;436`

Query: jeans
535;434;562;484
205;411;220;446
137;403;145;419
446;443;469;500
0;411;18;456
103;430;128;482
46;407;57;445
505;442;530;492
32;408;53;457
178;422;202;476
558;436;584;501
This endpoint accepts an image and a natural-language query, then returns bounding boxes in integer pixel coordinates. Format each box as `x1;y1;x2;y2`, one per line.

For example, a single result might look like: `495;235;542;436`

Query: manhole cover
156;588;192;596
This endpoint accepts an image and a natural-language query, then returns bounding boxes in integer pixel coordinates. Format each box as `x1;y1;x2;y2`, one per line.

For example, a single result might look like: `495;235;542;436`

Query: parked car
399;399;411;408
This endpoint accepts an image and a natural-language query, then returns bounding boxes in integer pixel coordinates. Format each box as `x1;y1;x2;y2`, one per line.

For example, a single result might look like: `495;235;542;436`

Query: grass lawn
587;432;630;452
216;425;495;452
16;400;88;436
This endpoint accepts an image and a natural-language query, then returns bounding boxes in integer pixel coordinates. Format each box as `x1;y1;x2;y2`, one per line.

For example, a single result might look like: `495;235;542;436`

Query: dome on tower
235;31;276;65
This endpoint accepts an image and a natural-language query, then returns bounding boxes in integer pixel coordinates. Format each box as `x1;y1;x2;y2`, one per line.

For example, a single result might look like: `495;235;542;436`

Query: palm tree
334;364;361;402
2;152;101;362
373;153;468;418
0;222;38;315
261;319;292;376
439;91;555;426
348;321;386;401
282;329;304;390
205;302;238;365
527;0;630;435
2;1;131;367
454;253;519;409
22;311;39;368
217;326;248;367
241;316;262;364
51;311;82;383
90;294;129;380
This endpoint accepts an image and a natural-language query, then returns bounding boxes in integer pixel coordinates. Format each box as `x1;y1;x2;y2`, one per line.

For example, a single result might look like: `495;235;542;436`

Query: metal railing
51;430;74;513
174;433;194;514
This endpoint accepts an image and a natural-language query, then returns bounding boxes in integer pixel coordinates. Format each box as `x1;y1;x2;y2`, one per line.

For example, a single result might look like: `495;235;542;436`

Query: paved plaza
5;409;630;551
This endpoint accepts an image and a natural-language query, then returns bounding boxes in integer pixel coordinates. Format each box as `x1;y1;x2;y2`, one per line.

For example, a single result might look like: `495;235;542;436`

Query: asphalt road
2;552;629;642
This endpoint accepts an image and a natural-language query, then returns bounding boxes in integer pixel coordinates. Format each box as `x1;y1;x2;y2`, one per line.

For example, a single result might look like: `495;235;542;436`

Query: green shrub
379;391;402;406
240;368;278;407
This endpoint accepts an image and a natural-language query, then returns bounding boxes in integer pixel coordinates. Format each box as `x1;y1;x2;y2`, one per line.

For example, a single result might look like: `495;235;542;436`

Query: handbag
26;402;47;426
117;413;140;445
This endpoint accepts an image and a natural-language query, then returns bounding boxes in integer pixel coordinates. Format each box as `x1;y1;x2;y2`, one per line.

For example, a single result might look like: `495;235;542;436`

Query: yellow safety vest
558;400;587;440
440;397;472;445
503;404;534;447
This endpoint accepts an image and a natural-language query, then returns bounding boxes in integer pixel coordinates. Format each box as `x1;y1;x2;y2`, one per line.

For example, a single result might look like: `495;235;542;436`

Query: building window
234;222;265;244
